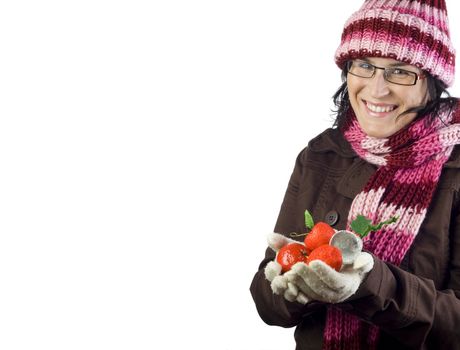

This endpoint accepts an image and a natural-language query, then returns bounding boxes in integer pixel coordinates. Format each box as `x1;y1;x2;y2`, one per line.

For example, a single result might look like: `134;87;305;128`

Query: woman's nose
369;70;390;97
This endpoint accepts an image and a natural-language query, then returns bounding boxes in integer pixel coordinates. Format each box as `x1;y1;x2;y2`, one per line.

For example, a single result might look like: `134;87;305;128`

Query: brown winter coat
250;127;460;349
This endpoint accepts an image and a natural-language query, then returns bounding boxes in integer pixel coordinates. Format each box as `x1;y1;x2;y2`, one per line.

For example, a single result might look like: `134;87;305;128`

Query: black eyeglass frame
346;60;426;86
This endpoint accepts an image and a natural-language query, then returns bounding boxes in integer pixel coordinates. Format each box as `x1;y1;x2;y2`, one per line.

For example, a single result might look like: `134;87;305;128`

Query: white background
1;1;460;349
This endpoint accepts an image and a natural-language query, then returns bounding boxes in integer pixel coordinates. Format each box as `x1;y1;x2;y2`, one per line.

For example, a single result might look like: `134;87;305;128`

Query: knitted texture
323;101;460;350
335;0;456;87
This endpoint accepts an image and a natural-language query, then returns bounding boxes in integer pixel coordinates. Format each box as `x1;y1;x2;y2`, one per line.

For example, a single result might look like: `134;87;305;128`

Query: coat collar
308;128;356;158
445;146;460;168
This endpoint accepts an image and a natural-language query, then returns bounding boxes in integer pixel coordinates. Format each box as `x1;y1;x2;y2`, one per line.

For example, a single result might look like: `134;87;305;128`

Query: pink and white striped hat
335;0;456;87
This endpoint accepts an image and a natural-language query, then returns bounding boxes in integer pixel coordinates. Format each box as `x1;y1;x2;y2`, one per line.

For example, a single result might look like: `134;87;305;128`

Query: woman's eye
358;62;372;70
391;69;409;76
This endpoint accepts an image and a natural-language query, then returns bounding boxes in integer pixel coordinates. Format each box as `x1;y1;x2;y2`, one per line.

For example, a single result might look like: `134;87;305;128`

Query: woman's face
347;57;430;138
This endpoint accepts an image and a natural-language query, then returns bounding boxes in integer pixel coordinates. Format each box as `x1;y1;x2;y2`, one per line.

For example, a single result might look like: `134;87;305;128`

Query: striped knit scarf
323;102;460;350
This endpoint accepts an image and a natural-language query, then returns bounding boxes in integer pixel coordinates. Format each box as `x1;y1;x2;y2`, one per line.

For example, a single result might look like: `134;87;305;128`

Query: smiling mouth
363;100;398;114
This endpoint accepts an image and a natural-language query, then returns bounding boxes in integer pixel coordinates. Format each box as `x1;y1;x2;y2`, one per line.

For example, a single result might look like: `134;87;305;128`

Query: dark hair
331;63;458;129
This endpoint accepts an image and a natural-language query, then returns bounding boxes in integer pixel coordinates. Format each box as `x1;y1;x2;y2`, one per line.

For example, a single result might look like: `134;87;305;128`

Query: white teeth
366;102;396;113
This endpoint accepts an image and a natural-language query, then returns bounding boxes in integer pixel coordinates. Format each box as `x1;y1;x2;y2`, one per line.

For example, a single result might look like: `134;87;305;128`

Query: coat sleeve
342;195;460;349
250;148;325;328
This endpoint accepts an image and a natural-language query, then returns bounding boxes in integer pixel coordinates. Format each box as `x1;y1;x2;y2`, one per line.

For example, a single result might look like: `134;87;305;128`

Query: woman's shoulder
444;145;460;169
300;128;356;158
295;128;357;169
439;145;460;191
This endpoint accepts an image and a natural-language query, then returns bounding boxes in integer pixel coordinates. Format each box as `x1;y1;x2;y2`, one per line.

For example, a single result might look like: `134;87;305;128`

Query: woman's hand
264;233;310;304
264;232;374;304
287;252;374;303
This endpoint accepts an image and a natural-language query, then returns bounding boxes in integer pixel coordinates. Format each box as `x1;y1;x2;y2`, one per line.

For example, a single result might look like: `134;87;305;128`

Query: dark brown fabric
250;127;460;350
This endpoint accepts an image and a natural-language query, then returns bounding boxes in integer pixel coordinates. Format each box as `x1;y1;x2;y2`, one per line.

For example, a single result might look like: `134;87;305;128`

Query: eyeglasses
346;60;425;86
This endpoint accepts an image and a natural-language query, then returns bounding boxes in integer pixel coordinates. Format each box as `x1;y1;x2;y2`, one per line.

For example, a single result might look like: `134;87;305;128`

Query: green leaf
350;215;372;238
304;210;314;230
351;215;399;238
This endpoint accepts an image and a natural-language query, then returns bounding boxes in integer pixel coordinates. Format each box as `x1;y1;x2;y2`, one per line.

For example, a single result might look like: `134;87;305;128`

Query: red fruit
276;243;309;273
304;222;335;253
307;245;343;272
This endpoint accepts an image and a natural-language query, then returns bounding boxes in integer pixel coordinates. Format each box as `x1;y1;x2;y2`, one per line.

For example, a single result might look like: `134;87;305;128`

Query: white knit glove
286;252;374;303
264;233;310;304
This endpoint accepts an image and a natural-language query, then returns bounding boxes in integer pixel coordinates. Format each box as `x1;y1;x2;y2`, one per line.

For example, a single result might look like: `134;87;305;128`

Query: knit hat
335;0;456;87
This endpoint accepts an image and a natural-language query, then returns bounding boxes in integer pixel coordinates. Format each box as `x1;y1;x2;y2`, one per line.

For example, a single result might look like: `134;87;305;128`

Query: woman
250;0;460;349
